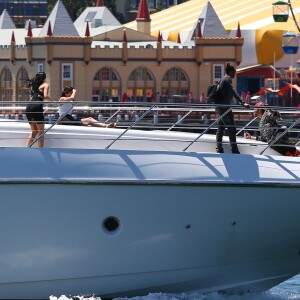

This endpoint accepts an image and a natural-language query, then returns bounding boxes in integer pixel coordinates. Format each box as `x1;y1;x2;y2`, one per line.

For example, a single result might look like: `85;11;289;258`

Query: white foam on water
49;274;300;300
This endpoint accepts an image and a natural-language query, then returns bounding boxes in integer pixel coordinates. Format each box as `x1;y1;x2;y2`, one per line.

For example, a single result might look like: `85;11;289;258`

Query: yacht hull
0;148;299;298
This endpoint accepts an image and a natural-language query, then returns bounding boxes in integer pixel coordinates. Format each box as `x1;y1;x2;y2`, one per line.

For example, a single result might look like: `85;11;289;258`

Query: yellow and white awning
125;0;300;67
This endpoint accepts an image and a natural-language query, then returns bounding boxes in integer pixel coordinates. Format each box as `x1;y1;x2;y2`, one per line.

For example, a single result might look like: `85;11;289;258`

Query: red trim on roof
196;21;202;38
47;21;53;37
123;29;127;43
157;30;162;42
85;22;90;37
27;20;33;37
11;31;15;42
238;66;278;78
96;0;104;6
236;22;241;38
136;0;151;21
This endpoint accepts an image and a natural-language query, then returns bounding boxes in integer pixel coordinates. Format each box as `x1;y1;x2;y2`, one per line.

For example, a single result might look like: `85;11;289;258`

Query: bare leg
36;122;45;148
27;122;38;147
81;117;116;128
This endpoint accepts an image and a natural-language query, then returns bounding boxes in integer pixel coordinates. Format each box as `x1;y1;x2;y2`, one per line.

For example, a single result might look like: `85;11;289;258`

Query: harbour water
50;274;300;300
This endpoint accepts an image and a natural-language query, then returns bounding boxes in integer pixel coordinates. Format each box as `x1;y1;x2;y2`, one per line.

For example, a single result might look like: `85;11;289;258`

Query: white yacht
0;103;299;299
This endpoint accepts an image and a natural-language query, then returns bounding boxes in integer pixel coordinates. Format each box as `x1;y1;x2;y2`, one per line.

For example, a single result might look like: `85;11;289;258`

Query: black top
219;75;243;105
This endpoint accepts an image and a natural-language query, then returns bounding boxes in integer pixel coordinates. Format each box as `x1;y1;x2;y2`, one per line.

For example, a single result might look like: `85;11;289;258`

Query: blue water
51;275;300;300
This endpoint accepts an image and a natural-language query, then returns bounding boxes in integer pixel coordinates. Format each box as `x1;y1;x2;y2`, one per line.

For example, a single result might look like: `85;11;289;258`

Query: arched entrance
92;66;121;102
127;66;156;102
161;67;190;102
0;67;13;113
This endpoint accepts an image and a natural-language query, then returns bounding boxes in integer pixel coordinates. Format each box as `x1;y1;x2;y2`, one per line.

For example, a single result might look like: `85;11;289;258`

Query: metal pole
183;107;231;152
105;105;156;149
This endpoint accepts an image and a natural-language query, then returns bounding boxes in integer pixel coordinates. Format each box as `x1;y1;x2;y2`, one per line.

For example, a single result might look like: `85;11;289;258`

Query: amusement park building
0;0;243;104
125;0;300;100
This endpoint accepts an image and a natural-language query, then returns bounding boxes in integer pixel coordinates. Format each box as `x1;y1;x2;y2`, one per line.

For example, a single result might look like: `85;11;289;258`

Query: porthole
102;216;120;233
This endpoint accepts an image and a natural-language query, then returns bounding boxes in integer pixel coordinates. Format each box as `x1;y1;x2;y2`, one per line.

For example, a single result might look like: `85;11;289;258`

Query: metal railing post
236;117;257;135
29;103;76;148
105;105;156;149
259;116;300;155
168;110;193;131
183;107;231;152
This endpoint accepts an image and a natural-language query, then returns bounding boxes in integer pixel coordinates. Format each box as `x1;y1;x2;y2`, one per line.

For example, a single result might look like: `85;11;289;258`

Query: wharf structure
0;0;243;105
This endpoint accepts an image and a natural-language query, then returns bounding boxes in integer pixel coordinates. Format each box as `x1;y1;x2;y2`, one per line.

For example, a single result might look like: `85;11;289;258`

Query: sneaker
216;148;224;153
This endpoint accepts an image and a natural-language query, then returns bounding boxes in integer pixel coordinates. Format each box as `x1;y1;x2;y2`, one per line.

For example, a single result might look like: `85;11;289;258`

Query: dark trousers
215;108;238;151
59;114;79;126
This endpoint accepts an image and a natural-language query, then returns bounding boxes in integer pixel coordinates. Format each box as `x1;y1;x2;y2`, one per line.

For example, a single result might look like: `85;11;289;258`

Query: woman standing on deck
25;72;51;148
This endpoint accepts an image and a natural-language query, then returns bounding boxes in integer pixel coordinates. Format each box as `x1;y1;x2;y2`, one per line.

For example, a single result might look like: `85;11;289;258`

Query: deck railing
0;101;299;153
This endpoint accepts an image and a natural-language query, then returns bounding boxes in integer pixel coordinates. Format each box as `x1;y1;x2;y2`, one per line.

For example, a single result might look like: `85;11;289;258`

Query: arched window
128;67;156;102
0;67;13;112
93;66;121;102
161;67;190;103
16;67;30;104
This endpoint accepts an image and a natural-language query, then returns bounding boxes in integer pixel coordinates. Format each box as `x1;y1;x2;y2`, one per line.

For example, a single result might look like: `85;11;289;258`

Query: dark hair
61;86;73;97
25;72;46;94
225;63;236;75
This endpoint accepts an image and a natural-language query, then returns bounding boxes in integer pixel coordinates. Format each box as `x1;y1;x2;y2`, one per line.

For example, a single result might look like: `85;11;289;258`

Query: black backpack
207;82;221;104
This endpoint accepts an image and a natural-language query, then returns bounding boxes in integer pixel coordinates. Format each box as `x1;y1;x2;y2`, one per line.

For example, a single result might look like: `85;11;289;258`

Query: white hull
0;120;283;155
0;147;299;298
1;184;300;298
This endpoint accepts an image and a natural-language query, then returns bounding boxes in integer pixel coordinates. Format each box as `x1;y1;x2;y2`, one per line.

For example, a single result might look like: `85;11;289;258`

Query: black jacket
219;75;243;105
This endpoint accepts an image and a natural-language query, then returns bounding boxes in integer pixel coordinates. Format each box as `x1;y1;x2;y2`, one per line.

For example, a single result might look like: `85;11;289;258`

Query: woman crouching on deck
59;86;117;128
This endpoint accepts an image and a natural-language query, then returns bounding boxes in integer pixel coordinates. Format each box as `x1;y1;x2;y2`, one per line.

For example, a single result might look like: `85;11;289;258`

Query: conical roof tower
187;1;227;41
136;0;151;35
39;0;79;37
0;9;16;29
96;0;104;6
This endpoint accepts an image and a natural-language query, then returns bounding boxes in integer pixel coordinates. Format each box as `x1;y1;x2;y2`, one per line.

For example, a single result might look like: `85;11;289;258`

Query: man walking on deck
216;63;249;154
